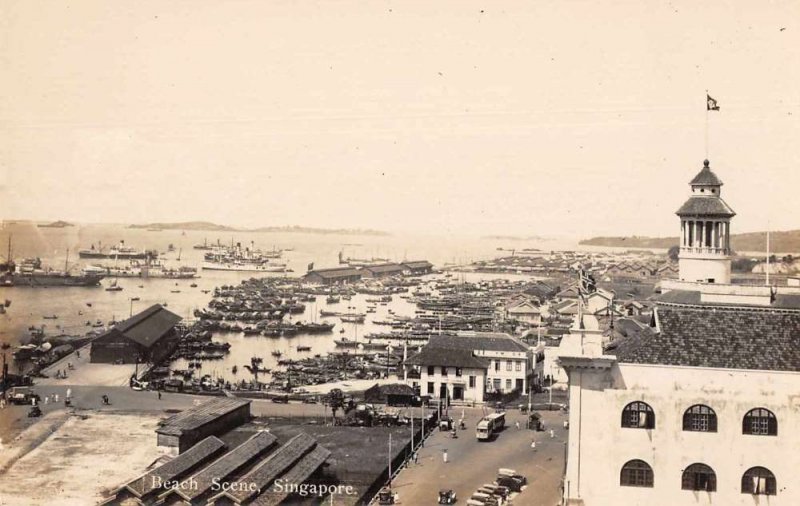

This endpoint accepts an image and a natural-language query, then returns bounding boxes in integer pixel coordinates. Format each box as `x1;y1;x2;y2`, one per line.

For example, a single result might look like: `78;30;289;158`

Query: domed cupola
676;159;735;284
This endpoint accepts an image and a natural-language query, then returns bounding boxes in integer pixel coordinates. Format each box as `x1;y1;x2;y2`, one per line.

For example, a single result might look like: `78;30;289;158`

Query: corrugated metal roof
250;445;332;506
172;431;277;501
402;260;433;269
157;397;251;436
221;433;318;504
363;263;405;273
305;268;362;279
124;436;226;497
113;304;182;348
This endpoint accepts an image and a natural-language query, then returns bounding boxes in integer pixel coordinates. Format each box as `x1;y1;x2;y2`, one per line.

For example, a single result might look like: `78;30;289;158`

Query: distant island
129;222;390;236
483;235;548;241
37;220;74;228
581;229;800;253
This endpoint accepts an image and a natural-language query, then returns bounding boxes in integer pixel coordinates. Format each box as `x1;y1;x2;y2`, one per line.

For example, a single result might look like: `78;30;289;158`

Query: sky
1;0;799;238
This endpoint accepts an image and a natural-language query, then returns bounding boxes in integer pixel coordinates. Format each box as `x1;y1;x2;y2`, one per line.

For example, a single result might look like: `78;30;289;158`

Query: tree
326;388;345;419
667;245;680;262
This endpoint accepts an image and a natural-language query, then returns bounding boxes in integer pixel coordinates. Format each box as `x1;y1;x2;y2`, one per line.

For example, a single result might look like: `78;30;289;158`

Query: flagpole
705;89;709;159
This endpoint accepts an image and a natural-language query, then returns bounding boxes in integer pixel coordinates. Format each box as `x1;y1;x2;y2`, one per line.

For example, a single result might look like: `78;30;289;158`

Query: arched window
682;463;716;491
683;405;718;432
620;460;654;487
742;408;777;436
621;401;655;429
741;467;776;495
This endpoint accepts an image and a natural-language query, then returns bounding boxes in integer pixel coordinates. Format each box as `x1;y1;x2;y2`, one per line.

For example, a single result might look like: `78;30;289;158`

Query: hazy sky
1;0;798;238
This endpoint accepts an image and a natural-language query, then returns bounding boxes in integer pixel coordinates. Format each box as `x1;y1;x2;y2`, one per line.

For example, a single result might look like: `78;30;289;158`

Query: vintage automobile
377;487;396;505
438;489;457;504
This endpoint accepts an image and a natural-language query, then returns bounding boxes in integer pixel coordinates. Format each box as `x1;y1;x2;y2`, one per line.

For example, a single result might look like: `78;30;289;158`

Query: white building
560;159;800;505
505;298;542;326
404;346;488;405
403;332;536;404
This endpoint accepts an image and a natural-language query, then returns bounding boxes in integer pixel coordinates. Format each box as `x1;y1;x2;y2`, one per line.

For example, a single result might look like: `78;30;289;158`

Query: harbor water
0;222;574;382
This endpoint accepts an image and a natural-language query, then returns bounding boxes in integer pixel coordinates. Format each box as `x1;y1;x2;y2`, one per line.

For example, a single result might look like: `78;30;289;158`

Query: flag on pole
706;94;720;111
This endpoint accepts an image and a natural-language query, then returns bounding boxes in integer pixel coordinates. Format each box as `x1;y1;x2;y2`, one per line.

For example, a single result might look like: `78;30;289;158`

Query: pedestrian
563;420;569;429
76;350;80;358
1;397;6;409
442;449;448;464
515;421;520;430
54;394;59;403
158;391;162;400
44;395;50;405
413;452;418;464
550;429;555;438
531;439;537;451
66;388;72;399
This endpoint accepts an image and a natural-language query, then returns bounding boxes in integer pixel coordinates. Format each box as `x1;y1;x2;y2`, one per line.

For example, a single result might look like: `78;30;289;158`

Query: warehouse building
304;267;363;285
156;397;252;452
90;304;181;365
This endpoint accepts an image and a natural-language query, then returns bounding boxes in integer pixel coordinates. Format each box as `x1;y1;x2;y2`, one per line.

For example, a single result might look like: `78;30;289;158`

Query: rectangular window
495;361;500;372
469;376;475;388
455;367;462;377
441;367;448;376
506;379;512;391
515;361;521;372
427;366;434;376
493;378;501;391
427;382;434;395
506;361;512;371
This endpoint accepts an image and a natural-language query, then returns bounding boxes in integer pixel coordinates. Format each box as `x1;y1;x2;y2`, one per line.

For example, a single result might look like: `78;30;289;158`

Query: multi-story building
404;347;488;405
560;159;800;505
403;332;536;404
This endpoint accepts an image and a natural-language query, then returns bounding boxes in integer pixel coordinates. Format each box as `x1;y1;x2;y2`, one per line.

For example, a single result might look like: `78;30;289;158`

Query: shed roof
362;263;405;273
611;305;800;371
171;431;277;501
157;397;251;437
124;436;226;498
218;433;319;504
113;304;182;348
402;260;433;269
250;445;332;506
305;268;362;279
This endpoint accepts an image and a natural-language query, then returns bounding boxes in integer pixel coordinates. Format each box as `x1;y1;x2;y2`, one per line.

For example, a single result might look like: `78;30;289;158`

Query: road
391;407;566;506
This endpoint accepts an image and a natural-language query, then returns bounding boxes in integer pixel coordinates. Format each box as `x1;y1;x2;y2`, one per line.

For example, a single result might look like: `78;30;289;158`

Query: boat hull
1;273;105;287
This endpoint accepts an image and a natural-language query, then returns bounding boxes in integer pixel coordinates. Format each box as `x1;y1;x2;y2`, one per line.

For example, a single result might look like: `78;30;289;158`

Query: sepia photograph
1;1;799;505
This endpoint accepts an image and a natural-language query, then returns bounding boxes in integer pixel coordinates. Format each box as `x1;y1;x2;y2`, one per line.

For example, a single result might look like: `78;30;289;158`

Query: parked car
495;475;523;492
438;489;457;504
8;387;40;405
271;394;289;404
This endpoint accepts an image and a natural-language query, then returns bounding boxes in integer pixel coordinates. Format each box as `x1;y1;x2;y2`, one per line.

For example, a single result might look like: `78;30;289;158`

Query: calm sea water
0;222;578;380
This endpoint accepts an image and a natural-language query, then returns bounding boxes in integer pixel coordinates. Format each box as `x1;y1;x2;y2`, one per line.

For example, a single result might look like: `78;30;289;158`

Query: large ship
78;240;157;260
0;258;104;287
201;260;286;272
87;259;198;279
201;241;287;272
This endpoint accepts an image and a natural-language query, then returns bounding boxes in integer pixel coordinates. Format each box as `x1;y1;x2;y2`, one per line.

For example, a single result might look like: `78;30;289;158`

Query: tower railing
680;246;729;255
